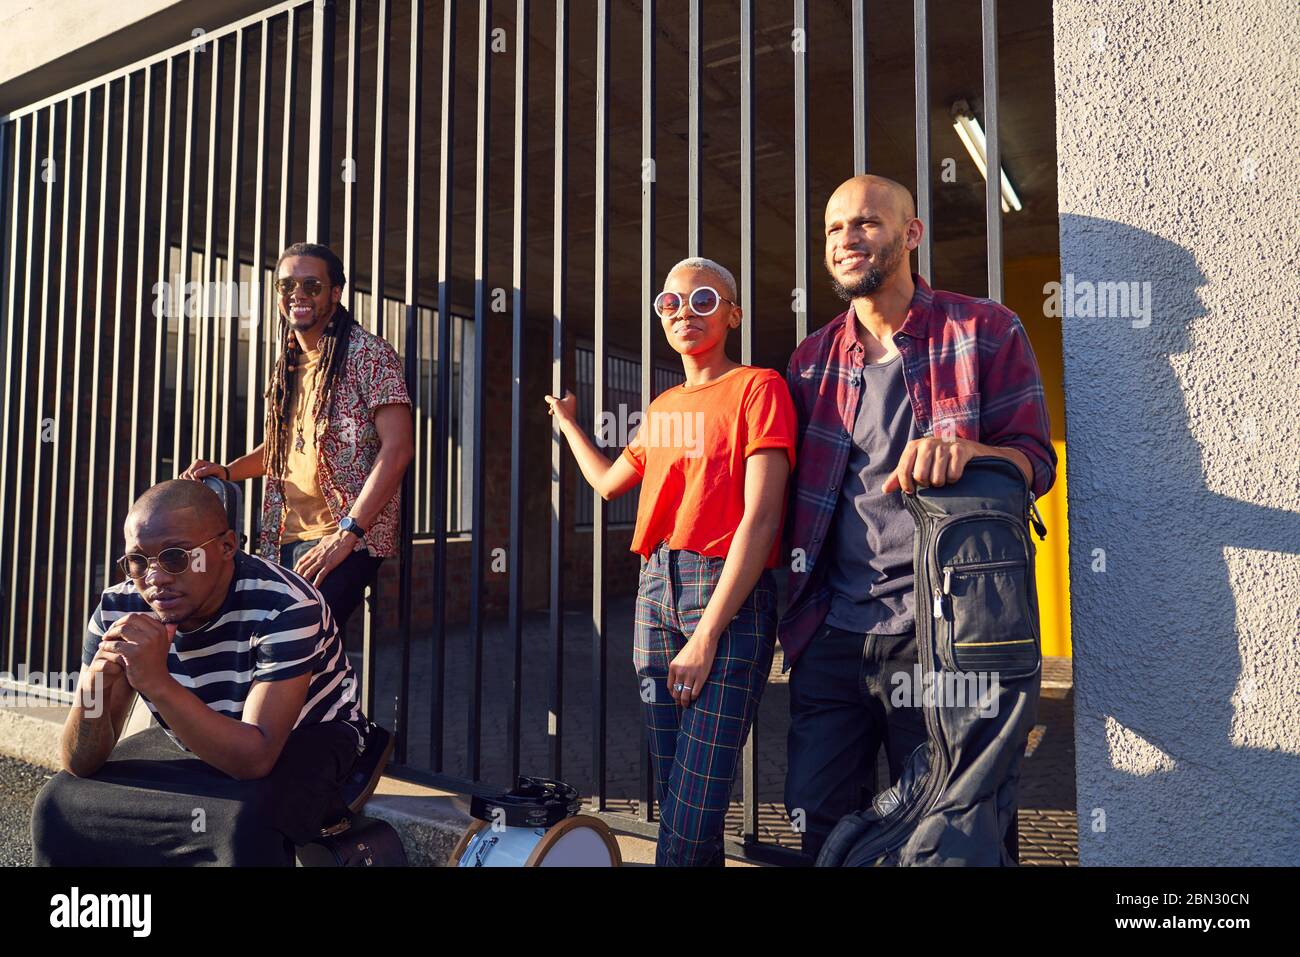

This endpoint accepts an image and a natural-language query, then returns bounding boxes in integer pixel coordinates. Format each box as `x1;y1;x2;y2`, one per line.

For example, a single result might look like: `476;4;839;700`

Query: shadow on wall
1059;214;1300;865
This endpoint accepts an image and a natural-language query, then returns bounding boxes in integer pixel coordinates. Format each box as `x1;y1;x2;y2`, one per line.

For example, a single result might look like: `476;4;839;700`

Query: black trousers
31;721;359;867
785;624;929;861
280;539;384;636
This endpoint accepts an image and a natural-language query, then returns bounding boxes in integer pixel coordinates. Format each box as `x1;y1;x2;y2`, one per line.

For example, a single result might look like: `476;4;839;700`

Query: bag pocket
942;560;1039;679
931;513;1040;681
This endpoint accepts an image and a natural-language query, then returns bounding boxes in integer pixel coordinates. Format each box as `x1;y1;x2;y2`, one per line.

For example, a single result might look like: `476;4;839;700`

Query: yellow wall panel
1004;255;1072;658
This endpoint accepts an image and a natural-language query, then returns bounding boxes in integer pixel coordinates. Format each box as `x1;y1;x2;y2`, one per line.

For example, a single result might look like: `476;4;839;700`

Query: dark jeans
280;538;383;637
32;721;359;866
785;623;928;861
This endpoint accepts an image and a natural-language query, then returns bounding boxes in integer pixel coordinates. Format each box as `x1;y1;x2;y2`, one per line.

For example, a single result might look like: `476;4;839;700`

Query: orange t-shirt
620;366;797;569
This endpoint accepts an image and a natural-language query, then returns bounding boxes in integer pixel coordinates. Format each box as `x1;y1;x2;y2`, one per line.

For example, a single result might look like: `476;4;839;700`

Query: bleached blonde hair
666;257;738;302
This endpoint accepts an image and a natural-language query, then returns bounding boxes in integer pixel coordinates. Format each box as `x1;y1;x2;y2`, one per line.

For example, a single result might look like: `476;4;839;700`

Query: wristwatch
339;516;367;541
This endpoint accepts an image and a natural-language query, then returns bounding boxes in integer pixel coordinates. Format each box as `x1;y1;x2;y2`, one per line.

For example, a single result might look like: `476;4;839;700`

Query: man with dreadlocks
182;242;413;640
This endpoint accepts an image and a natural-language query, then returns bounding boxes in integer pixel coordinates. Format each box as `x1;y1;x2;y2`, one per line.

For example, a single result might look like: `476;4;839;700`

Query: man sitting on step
31;479;373;866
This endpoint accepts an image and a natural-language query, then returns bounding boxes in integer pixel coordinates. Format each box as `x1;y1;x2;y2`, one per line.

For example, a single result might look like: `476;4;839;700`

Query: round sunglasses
275;276;327;298
117;532;226;580
653;285;737;320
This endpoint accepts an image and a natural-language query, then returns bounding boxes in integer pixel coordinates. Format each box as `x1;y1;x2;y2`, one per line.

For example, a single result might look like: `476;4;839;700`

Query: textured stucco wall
1054;0;1300;864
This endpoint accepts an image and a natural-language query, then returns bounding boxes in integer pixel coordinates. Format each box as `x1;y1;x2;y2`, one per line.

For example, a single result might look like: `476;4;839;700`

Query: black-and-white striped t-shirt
82;550;367;753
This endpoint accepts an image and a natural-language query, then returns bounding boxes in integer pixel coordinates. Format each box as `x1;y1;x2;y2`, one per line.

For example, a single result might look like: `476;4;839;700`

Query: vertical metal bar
247;26;274;578
60;94;92;646
44;100;78;673
196;42;223;470
263;8;299;550
547;0;568;782
467;0;492;782
0;116;28;664
505;0;529;784
982;0;1003;302
430;0;456;771
637;0;656;823
24;104;57;671
591;0;610;811
419;295;430;537
369;0;391;338
223;31;247;466
209;44;228;466
49;100;75;676
0;117;15;666
278;7;299;256
412;10;428;542
103;74;133;634
793;0;808;345
739;0;759;848
913;0;932;282
102;73;133;645
341;0;361;312
114;65;152;665
79;84;114;636
396;0;423;766
150;63;175;489
306;0;335;243
7;110;41;656
852;0;868;174
4;110;35;657
173;53;200;485
128;72;156;507
739;3;754;375
687;0;700;257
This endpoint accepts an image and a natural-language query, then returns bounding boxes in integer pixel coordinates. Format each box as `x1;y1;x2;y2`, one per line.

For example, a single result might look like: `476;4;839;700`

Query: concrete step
0;703;65;770
0;702;706;867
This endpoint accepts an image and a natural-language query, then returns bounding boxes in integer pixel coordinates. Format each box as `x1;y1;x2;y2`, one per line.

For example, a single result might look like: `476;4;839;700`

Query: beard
826;229;907;301
286;300;331;332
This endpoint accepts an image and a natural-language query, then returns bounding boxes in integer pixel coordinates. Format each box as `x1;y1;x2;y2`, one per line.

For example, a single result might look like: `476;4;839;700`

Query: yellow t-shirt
281;348;339;543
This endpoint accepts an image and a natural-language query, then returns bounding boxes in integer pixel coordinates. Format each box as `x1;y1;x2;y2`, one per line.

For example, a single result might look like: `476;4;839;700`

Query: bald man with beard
31;480;375;866
779;175;1057;862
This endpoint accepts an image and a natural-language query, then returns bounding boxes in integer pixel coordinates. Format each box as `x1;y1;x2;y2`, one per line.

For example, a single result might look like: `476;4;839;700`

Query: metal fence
573;346;684;528
0;0;1012;865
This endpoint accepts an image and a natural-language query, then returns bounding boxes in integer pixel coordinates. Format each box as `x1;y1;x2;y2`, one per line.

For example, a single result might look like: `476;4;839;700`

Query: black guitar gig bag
816;456;1048;866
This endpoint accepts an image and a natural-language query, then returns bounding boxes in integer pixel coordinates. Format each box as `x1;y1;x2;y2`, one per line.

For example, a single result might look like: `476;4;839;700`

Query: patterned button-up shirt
259;322;411;561
777;274;1056;668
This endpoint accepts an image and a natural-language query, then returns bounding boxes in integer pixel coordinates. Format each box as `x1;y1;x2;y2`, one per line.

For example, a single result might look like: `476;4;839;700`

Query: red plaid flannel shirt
777;274;1056;668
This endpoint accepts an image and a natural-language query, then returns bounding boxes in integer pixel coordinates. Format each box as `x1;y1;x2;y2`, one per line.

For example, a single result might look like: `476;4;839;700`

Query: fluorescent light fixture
951;100;1022;213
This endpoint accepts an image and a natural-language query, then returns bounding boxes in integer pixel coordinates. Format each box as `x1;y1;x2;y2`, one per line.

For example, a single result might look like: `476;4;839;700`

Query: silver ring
672;682;685;693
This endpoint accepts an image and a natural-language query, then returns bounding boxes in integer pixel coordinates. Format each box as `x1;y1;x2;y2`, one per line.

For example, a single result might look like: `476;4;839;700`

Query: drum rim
523;815;623;867
448;818;489;866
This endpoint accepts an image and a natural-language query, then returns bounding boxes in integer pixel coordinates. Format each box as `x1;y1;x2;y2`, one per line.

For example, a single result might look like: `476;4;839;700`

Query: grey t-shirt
824;351;924;635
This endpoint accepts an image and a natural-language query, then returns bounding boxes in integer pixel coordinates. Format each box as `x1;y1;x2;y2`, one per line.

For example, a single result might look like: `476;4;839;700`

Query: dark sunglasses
653;285;737;320
276;276;326;298
117;532;226;580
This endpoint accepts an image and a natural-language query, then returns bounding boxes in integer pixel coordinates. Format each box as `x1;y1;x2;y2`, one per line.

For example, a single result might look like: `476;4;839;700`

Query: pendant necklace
293;355;317;453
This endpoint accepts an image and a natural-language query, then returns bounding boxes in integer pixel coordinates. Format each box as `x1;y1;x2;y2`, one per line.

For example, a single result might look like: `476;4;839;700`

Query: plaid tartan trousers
634;542;778;867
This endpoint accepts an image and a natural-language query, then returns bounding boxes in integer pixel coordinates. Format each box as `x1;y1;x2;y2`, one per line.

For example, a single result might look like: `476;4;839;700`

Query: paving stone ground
0;756;49;866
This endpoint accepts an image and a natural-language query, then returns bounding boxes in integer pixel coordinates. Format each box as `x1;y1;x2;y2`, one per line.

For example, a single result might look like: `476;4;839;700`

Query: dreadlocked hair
263;242;357;479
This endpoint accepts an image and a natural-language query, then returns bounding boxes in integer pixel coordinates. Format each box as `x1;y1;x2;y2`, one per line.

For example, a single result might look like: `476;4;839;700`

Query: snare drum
451;815;621;867
448;776;621;867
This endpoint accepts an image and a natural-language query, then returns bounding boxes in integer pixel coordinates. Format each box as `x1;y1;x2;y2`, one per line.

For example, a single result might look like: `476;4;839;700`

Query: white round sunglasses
653;285;738;320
